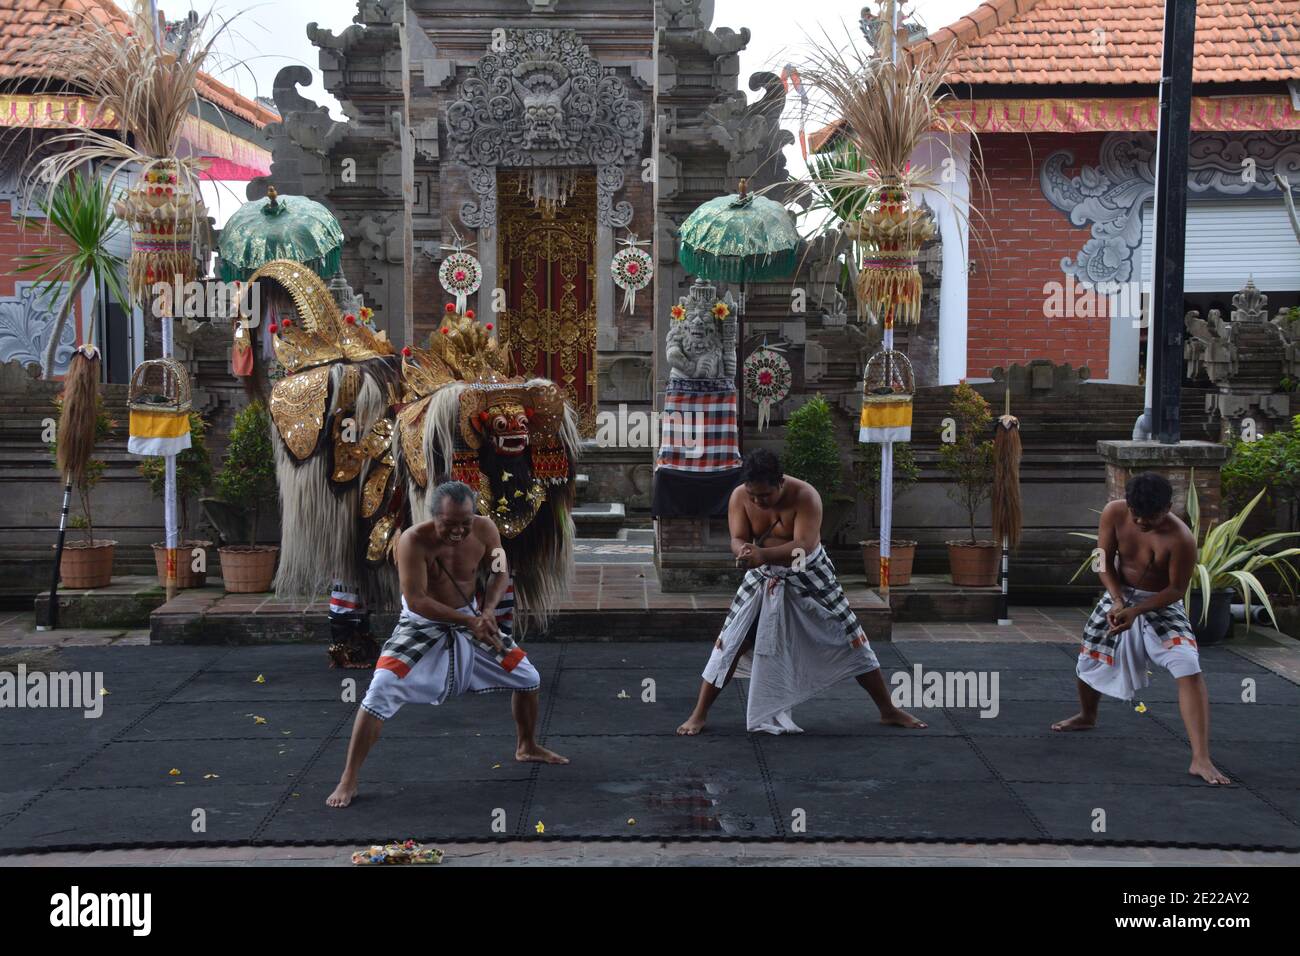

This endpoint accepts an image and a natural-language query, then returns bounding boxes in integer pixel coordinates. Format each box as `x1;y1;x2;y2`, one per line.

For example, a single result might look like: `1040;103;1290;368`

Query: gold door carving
497;171;598;436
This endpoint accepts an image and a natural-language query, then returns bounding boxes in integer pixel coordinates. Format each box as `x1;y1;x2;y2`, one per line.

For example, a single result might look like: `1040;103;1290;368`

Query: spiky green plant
1185;480;1300;628
16;170;127;378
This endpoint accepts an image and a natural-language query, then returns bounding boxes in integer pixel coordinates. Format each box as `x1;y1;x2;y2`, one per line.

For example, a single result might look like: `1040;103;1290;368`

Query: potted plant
854;440;920;585
782;393;851;536
215;402;279;593
1184;480;1300;644
938;381;998;586
139;412;214;588
48;398;116;588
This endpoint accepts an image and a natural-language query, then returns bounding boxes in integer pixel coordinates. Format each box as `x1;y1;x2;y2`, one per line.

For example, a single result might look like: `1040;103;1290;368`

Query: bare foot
1189;757;1231;785
1051;713;1096;732
326;779;357;808
880;707;927;729
676;713;707;736
517;743;569;765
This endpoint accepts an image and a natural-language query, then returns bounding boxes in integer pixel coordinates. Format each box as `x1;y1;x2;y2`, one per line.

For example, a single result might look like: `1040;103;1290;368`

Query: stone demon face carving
681;312;719;356
478;401;530;456
512;64;572;150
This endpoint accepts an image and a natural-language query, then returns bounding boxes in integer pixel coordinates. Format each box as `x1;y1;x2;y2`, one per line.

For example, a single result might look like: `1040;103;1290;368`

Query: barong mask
393;306;580;632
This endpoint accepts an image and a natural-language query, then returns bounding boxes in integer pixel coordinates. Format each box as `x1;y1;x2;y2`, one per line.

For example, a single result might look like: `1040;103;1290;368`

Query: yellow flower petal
534;821;545;834
253;716;267;725
254;674;266;684
627;818;636;826
99;688;109;696
1134;702;1147;714
168;768;181;776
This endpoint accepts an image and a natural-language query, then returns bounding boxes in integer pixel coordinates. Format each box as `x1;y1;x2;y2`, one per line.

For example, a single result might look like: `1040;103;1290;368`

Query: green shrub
937;381;993;543
782;394;842;501
1222;415;1300;529
216;402;277;545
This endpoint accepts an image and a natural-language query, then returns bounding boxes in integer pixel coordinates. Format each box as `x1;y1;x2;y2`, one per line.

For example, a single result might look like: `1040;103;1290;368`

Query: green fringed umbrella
218;187;344;282
678;180;800;283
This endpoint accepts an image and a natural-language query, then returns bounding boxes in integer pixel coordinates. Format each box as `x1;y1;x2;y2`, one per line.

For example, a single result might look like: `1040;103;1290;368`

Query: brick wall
966;132;1109;379
0;201;87;370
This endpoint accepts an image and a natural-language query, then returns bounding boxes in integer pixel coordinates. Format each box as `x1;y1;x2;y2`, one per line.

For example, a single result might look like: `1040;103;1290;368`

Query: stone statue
665;279;737;380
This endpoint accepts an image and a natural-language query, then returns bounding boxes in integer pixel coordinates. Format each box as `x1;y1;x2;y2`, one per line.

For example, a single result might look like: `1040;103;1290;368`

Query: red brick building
816;0;1300;384
0;0;276;381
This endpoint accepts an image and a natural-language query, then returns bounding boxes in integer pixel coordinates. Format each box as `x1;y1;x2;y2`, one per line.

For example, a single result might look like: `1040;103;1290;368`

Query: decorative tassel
56;345;101;484
992;415;1023;549
856;261;924;326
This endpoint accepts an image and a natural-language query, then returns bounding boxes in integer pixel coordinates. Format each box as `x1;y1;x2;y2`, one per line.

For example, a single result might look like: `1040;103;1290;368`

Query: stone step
572;501;625;539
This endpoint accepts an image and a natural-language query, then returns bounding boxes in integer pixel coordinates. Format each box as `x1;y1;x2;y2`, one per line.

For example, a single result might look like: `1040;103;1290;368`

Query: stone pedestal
655;517;744;592
1097;440;1230;524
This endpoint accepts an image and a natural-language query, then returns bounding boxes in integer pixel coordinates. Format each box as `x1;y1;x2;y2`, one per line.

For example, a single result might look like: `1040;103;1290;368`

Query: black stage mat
0;642;1296;852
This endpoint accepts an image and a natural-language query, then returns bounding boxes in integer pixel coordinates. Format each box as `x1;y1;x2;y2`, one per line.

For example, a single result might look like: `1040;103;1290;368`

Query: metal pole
1148;0;1197;444
161;289;178;602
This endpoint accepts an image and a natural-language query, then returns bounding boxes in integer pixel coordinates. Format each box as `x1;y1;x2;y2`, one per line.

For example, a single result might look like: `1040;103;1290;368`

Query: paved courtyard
1;605;1297;864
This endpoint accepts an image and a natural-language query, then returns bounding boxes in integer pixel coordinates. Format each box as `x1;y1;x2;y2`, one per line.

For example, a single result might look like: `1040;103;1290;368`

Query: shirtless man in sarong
327;481;567;808
1052;472;1230;785
676;449;925;736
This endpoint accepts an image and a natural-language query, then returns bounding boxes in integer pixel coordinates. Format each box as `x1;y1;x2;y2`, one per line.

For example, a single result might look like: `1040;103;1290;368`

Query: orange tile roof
913;0;1300;86
0;0;278;128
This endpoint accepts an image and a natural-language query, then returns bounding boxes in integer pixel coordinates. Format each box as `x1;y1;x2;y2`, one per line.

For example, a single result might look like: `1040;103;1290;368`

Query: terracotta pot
57;539;116;589
218;545;279;594
860;539;917;586
946;540;999;587
152;540;213;589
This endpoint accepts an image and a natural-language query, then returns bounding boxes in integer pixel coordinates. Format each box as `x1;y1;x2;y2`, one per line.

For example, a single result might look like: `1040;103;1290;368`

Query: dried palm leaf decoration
796;29;975;325
19;2;230;306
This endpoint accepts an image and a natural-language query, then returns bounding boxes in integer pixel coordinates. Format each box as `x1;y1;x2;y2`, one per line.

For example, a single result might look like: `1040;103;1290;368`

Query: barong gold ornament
270;366;331;460
361;463;394;519
477;472;547;538
397;397;431;488
367;514;399;563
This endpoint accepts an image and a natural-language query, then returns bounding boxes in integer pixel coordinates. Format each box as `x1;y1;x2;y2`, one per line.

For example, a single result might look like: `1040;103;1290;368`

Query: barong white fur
702;545;880;733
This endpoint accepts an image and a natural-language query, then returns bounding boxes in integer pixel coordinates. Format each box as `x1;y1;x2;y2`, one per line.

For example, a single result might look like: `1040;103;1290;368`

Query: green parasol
678;179;800;283
218;186;344;282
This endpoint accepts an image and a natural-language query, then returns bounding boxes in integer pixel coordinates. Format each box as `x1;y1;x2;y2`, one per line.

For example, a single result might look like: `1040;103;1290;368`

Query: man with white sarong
677;449;925;735
1052;472;1230;785
327;481;567;808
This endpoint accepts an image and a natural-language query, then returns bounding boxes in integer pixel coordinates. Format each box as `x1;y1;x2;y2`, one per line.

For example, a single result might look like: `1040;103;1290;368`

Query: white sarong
702;546;880;733
360;600;540;720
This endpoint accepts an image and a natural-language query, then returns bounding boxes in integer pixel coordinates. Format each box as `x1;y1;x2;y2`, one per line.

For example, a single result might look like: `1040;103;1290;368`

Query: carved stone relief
1041;131;1300;287
445;29;645;230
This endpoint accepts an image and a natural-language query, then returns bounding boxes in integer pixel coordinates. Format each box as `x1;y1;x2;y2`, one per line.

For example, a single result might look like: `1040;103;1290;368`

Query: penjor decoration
742;342;792;431
799;2;970;596
19;3;237;602
611;234;653;315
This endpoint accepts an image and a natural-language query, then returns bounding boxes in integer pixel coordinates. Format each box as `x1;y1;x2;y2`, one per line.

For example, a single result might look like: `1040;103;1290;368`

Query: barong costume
1077;587;1201;701
361;595;538;721
702;545;880;734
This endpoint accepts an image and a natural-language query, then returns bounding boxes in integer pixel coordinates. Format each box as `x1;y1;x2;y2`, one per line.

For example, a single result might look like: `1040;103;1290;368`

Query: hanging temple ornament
611;233;653;315
859;348;915;443
743;343;792;432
